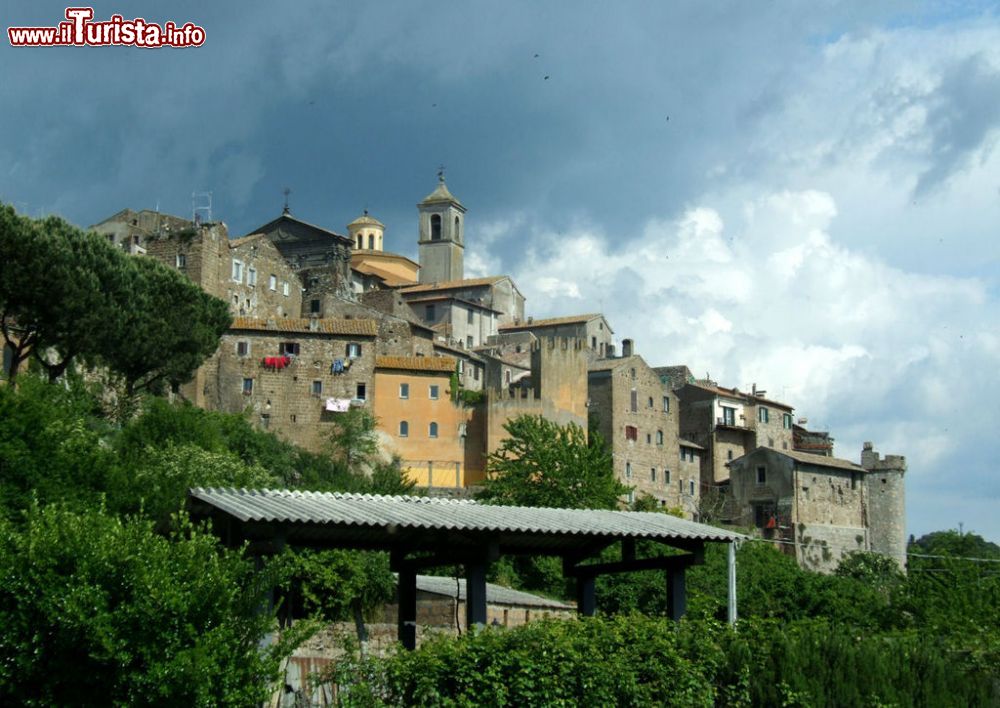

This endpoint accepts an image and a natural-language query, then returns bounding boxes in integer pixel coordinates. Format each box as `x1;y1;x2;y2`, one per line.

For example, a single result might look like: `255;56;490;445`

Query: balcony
715;416;751;432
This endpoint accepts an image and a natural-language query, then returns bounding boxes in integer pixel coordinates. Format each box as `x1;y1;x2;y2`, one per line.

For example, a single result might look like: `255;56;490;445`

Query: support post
666;566;687;621
465;562;488;630
727;541;738;626
576;575;596;617
398;567;417;650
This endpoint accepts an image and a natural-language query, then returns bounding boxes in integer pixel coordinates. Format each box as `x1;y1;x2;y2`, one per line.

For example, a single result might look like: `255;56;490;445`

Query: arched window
356;235;362;249
454;215;461;241
399;421;409;437
429;422;438;438
504;370;511;385
430;214;442;240
368;233;375;249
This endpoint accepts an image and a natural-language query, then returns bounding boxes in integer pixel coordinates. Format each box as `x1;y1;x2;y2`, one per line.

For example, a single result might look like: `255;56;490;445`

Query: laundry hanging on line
262;356;291;370
324;398;351;412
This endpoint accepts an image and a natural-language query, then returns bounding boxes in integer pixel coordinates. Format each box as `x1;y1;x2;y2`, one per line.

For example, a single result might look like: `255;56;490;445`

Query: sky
2;1;998;542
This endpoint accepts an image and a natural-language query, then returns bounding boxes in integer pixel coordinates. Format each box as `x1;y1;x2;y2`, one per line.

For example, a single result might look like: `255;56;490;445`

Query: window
430;214;442;240
399;383;409;399
429;422;438;438
727;450;734;461
662;396;670;413
651;467;657;483
626;490;634;505
625;425;638;441
242;378;253;395
656;430;664;445
690;480;696;496
231;259;244;282
630;367;636;379
721;406;736;426
236;341;249;357
591;336;597;348
467;309;474;325
426;304;436;320
458;360;465;374
346;343;362;359
783;413;793;429
310;299;321;314
311;380;323;396
625;462;632;479
355;383;366;401
504;369;511;385
429;384;439;400
758;407;769;423
247;268;257;287
466;335;474;349
282;281;290;297
473;366;480;381
399;421;409;437
175;253;186;268
269;274;277;291
664;469;671;484
630;389;638;412
280;342;300;357
368;233;375;249
646;433;652;444
756;466;767;485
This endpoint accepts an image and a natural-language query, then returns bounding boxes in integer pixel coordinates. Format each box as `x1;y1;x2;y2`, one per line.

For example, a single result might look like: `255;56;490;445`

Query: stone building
728;443;906;572
793;423;835;456
587;345;687;511
399;275;526;331
675;381;794;490
90;208;194;255
498;313;614;359
213;317;379;452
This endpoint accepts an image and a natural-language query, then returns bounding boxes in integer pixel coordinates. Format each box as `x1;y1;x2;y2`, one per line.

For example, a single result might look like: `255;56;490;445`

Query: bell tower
417;170;465;283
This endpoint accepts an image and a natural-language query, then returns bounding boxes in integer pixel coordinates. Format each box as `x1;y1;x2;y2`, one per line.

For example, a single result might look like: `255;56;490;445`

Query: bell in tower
417;169;466;284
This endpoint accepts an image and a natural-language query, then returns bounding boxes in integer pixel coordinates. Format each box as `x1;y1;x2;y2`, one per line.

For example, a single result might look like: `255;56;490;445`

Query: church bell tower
417;170;465;284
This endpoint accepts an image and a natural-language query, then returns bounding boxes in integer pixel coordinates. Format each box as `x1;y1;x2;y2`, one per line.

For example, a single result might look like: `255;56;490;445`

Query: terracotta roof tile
399;276;506;294
230;317;377;336
499;313;605;331
375;355;457;372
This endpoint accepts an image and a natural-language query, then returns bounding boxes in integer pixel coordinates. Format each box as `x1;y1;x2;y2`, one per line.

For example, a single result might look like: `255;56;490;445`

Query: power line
741;536;1000;564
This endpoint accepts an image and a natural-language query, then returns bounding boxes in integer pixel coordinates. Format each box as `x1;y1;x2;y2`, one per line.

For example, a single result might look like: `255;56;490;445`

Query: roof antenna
282;187;291;215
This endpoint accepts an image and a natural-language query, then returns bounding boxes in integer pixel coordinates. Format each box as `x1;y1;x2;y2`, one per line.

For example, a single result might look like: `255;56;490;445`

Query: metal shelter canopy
188;488;744;649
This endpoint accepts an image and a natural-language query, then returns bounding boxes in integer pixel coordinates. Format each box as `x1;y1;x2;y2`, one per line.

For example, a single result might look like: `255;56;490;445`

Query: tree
0;206;129;383
327;407;380;471
101;255;231;397
0;505;300;706
478;415;628;510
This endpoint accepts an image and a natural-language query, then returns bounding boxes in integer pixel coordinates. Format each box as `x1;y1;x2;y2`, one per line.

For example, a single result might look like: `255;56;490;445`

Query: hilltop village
91;176;906;572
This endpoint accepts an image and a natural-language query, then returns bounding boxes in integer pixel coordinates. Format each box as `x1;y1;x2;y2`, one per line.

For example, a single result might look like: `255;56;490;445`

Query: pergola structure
188;488;744;650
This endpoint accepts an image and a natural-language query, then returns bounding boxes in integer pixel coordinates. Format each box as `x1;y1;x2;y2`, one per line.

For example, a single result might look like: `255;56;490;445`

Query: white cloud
506;187;998;539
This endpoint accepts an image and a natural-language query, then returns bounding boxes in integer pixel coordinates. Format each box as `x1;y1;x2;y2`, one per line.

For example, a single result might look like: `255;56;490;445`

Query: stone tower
417;172;465;284
347;211;385;251
861;442;907;569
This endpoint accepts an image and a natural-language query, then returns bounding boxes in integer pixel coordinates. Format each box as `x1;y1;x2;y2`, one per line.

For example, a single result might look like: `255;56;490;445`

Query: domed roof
420;175;464;208
347;210;384;229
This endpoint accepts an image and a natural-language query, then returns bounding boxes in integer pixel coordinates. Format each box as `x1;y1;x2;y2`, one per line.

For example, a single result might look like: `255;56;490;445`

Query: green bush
331;616;997;707
0;505;296;706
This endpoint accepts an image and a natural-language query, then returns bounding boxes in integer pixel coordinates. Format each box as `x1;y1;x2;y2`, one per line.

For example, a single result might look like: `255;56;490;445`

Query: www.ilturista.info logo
8;7;205;47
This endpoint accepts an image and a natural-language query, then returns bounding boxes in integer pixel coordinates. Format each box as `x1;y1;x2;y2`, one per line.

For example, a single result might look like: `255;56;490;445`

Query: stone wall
862;443;907;568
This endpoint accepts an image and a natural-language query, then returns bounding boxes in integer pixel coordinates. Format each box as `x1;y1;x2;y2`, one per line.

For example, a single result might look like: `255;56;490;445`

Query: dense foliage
331;615;996;707
478;414;627;509
0;205;231;395
0;505;300;706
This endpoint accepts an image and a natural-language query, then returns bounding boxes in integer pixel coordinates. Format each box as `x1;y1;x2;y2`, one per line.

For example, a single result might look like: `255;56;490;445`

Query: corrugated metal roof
412;575;574;609
375;356;456;372
230;317;378;336
188;488;744;547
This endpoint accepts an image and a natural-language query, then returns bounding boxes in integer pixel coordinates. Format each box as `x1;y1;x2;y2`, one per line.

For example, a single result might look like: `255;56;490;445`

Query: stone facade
588;354;686;510
861;442;907;568
499;314;614;359
400;276;525;328
213;318;378;452
729;445;905;573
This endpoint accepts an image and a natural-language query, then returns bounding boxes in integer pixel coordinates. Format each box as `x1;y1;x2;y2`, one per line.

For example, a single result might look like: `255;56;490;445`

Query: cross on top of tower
437;165;445;183
282;187;291;214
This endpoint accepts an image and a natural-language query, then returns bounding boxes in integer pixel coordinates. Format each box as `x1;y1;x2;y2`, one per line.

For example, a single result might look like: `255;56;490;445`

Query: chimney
860;441;879;470
622;338;634;358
